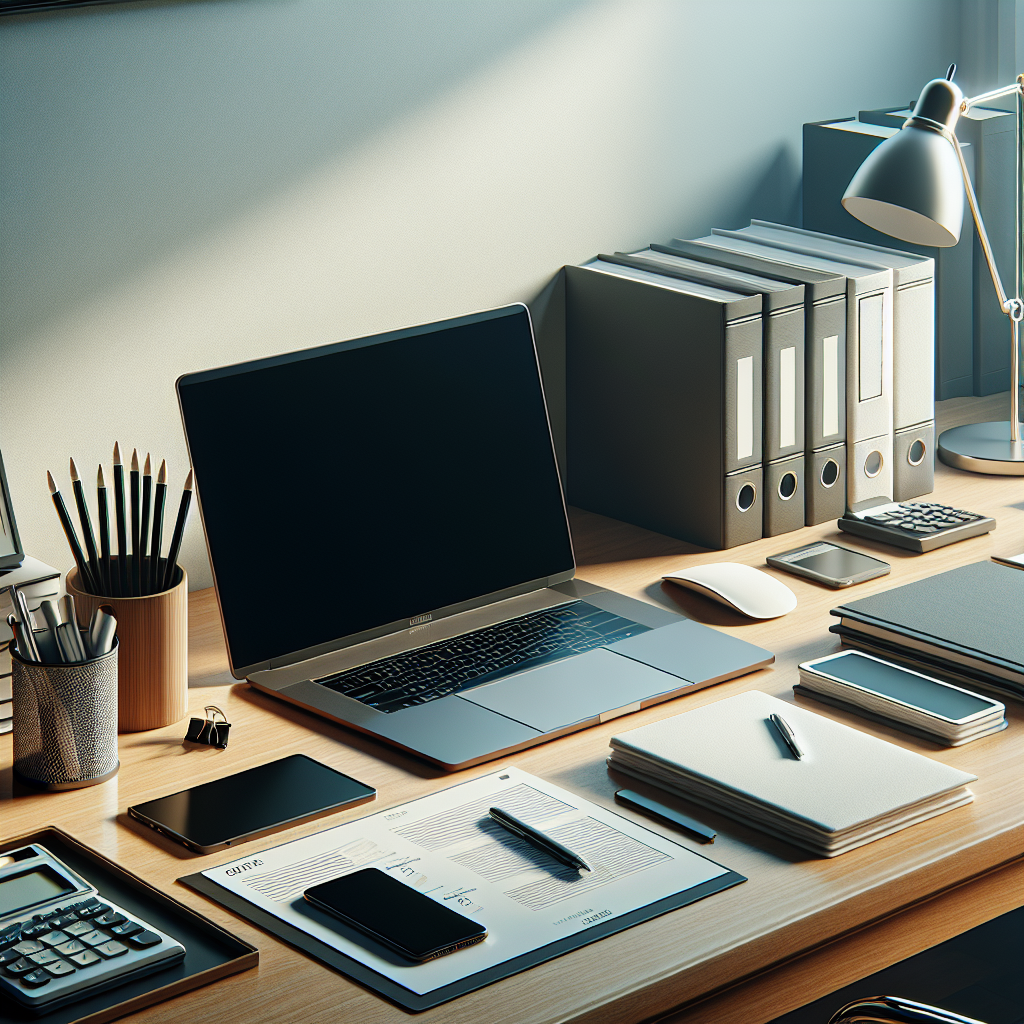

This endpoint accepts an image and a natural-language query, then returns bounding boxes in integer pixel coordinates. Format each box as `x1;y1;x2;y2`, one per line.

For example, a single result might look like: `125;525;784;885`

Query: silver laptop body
177;304;772;769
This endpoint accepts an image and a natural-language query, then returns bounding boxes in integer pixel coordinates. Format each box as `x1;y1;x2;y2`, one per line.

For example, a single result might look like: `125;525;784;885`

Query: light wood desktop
2;395;1021;1024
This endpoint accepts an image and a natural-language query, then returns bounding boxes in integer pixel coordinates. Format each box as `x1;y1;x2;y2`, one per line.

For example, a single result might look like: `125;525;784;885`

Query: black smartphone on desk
127;754;375;853
304;868;487;962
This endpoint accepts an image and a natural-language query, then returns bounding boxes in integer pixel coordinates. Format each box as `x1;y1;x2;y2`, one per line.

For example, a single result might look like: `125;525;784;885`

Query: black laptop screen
177;305;574;672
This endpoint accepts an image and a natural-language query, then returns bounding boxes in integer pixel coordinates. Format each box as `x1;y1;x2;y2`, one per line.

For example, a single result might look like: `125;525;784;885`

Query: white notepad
608;691;976;856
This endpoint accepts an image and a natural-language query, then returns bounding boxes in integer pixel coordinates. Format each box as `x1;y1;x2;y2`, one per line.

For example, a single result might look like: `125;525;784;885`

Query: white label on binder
859;294;884;402
823;335;839;437
780;346;796;449
737;356;753;460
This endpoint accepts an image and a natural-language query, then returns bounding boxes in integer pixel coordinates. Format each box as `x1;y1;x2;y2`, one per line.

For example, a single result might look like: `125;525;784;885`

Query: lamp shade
842;77;966;248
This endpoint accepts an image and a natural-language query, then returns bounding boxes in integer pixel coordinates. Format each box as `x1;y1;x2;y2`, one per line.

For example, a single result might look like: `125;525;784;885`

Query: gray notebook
608;690;975;856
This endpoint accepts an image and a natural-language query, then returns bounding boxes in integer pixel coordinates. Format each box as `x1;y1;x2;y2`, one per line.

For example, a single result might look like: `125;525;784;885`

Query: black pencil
161;469;193;592
130;448;141;596
70;458;101;595
149;459;167;594
113;442;129;597
48;471;95;594
97;465;112;596
139;453;152;592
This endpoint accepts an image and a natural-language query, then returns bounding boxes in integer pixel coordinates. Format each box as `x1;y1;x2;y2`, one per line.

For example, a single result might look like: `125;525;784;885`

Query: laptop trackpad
459;648;681;733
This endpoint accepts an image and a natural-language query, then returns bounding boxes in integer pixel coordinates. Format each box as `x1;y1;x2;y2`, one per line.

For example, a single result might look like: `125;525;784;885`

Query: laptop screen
177;305;575;674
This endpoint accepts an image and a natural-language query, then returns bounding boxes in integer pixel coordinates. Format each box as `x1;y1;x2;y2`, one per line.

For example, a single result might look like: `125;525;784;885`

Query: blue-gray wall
0;0;1001;588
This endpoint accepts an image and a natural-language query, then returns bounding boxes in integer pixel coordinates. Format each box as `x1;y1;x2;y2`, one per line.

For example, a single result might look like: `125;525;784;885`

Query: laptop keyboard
314;600;650;713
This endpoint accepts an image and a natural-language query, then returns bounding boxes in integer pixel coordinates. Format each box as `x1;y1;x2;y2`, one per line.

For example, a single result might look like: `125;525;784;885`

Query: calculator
0;844;185;1015
838;499;995;553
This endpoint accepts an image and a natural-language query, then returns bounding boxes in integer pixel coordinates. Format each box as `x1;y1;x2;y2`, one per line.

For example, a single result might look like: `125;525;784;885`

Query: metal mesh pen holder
10;635;120;790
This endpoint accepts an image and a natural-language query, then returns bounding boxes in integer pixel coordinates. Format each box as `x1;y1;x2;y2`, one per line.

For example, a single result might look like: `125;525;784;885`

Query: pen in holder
10;634;119;790
66;561;188;732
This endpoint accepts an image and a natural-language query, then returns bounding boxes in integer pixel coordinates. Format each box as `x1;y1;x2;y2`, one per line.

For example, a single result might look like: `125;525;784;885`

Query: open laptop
177;304;772;769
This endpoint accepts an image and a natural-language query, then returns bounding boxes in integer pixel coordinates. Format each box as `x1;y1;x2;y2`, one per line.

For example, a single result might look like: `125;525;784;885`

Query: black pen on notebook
69;458;101;595
130;448;141;596
488;806;592;872
113;443;129;596
47;470;95;595
97;465;112;596
769;712;804;760
139;453;152;592
149;459;167;594
161;468;192;592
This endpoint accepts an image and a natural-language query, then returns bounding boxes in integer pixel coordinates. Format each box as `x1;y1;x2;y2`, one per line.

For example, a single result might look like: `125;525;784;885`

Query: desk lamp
842;64;1024;475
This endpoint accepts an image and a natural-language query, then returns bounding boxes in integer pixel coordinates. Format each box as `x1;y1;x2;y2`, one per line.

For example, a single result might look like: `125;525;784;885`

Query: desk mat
0;828;258;1024
181;867;744;1013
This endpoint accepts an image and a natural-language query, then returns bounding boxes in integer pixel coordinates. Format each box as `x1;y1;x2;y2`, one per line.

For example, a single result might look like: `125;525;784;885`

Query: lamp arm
951;130;1017;317
961;81;1022;113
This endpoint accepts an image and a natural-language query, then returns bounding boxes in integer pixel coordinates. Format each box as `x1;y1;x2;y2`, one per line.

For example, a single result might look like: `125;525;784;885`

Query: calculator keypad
839;501;995;552
0;894;182;1002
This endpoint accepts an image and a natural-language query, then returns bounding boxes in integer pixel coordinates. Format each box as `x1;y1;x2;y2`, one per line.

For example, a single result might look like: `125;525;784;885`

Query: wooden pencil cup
66;564;188;732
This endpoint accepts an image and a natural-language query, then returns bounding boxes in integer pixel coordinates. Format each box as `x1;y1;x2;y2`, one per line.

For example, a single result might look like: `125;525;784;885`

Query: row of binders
565;221;936;549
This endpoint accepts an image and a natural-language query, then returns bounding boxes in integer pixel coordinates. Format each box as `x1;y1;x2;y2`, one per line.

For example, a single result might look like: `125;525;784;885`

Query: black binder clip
184;705;231;749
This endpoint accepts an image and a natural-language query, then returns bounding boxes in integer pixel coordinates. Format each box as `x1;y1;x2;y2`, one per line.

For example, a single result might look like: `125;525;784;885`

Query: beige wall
0;0;982;590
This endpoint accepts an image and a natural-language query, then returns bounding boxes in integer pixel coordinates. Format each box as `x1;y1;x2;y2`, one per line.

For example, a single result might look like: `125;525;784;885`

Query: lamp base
937;421;1024;475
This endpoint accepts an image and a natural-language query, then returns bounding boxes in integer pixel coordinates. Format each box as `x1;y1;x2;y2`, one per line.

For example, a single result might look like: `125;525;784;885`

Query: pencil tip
184;469;194;489
69;457;79;481
97;464;105;487
113;441;121;463
47;471;57;493
131;449;139;471
158;460;167;484
144;453;151;474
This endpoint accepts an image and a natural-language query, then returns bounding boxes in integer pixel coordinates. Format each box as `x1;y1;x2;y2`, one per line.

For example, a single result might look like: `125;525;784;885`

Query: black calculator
838;499;995;553
0;844;185;1015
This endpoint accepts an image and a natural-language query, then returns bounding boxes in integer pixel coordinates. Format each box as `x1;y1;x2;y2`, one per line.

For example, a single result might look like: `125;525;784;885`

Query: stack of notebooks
607;690;976;857
830;560;1024;703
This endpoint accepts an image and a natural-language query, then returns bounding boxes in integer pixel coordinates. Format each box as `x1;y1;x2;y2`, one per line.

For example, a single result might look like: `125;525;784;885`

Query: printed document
200;767;731;995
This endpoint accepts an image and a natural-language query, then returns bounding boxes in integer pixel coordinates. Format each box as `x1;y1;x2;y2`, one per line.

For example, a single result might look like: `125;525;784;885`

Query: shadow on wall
681;144;803;238
0;0;590;343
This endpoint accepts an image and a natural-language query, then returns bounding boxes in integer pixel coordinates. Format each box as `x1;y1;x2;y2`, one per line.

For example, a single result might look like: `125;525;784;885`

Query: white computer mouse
662;562;797;619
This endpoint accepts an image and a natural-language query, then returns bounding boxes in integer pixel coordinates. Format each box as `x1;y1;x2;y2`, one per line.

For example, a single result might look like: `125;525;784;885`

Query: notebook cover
609;691;975;836
831;561;1024;673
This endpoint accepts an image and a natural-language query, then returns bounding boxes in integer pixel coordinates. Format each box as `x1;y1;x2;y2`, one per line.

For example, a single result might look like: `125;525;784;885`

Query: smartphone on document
304;868;487;962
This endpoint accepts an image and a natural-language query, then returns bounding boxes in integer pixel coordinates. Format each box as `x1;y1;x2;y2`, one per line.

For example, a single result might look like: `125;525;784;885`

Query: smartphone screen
808;652;999;723
304;868;487;961
768;541;889;586
128;754;375;852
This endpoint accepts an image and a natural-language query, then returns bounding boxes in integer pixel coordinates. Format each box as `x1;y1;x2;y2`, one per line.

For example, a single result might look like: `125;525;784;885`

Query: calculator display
0;867;73;917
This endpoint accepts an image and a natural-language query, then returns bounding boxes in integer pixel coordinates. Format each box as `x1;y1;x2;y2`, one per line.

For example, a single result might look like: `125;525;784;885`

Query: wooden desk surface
3;394;1022;1024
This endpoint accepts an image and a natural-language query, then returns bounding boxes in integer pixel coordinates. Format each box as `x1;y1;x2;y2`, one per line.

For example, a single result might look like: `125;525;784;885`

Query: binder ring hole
864;451;883;478
908;439;927;466
736;483;756;512
778;472;798;500
820;459;840;488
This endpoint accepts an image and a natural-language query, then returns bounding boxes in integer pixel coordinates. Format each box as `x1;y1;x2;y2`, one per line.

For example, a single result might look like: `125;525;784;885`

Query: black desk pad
181;860;745;1013
0;828;257;1024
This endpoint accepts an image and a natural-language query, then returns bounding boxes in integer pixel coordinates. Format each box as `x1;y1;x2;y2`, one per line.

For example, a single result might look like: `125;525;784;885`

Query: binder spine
892;278;935;499
763;305;806;535
805;296;847;525
846;282;894;505
565;265;763;549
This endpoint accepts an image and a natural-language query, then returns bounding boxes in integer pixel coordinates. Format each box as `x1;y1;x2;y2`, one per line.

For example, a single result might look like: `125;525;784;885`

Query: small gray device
0;844;185;1014
767;541;889;588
